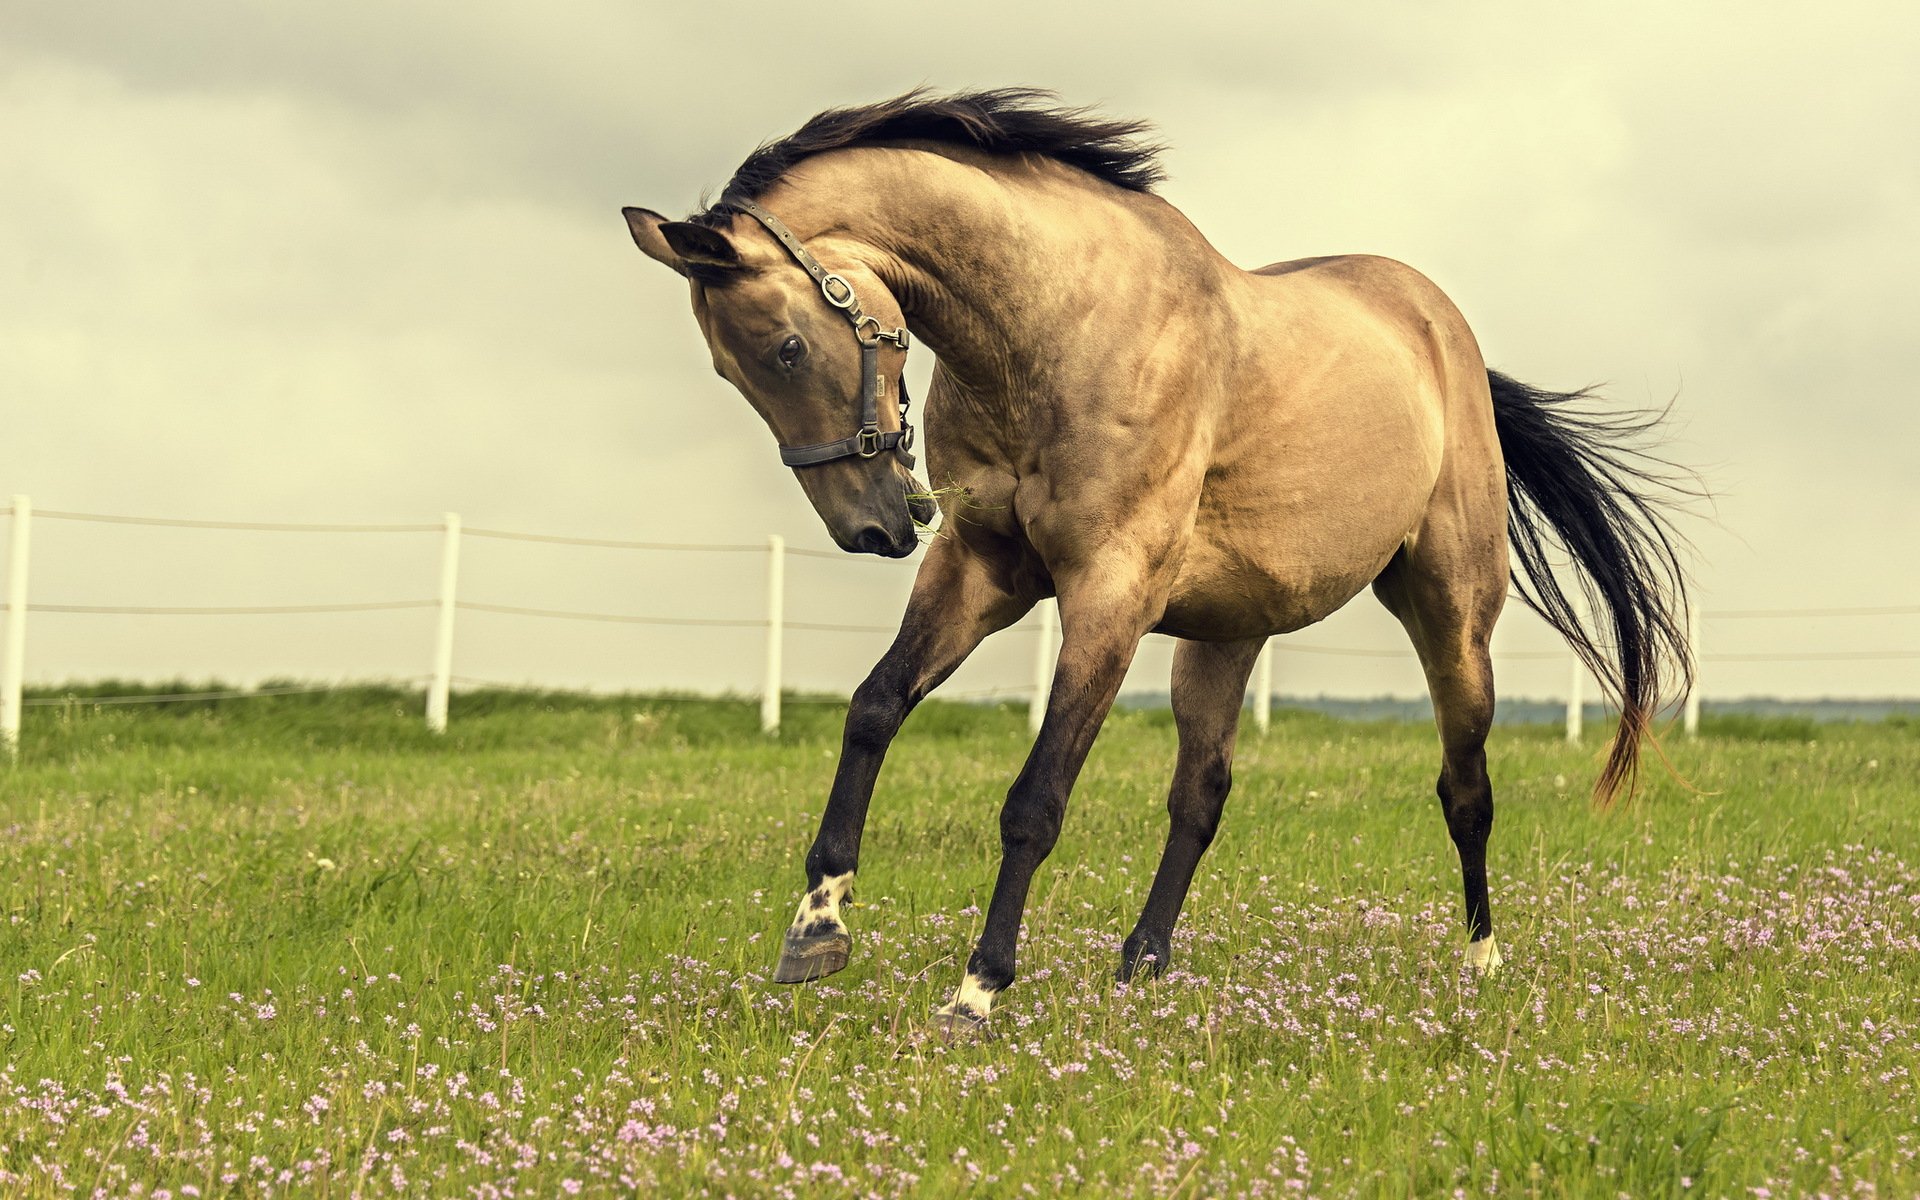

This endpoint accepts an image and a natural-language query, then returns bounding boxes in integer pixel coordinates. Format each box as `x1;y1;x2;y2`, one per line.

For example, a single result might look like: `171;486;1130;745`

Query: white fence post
761;534;785;734
2;496;30;759
1028;598;1058;736
1683;606;1702;738
425;512;461;733
1252;637;1273;735
1564;589;1594;745
1565;653;1584;743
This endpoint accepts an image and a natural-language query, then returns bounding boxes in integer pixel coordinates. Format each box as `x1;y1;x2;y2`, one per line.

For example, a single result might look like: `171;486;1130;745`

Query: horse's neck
778;150;1198;405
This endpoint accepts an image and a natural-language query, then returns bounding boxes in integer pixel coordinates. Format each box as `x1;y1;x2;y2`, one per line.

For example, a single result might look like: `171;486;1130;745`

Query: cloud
2;1;1915;699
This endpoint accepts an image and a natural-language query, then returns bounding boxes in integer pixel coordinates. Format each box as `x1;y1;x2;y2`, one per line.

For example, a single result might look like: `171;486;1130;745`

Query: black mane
694;87;1165;225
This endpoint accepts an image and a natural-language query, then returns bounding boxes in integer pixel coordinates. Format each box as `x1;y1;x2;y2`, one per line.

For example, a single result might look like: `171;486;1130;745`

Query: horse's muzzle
830;487;922;558
805;460;927;557
846;523;917;558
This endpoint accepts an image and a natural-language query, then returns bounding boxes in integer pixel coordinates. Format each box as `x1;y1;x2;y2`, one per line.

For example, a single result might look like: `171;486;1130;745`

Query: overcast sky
2;1;1915;702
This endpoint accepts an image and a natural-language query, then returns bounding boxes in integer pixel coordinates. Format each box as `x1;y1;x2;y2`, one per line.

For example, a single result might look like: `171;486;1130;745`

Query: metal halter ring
856;428;883;458
854;314;910;348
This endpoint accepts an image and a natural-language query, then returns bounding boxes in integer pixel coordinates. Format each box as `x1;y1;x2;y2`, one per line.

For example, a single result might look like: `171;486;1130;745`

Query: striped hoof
930;1004;989;1042
931;972;996;1040
772;929;850;984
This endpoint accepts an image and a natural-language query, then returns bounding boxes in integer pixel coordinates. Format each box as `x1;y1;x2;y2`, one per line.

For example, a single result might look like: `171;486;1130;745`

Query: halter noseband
730;198;916;469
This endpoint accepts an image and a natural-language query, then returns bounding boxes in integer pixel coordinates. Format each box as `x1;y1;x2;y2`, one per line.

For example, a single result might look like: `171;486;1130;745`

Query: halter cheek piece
730;198;916;469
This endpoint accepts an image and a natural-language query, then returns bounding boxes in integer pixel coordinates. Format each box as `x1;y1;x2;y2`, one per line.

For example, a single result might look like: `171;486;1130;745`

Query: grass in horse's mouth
908;483;1004;539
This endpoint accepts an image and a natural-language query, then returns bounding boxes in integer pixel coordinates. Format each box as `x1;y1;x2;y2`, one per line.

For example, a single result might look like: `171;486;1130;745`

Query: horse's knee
999;792;1066;863
843;674;909;754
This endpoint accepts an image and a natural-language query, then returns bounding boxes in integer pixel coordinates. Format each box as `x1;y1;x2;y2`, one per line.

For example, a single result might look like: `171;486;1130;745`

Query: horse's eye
778;335;807;367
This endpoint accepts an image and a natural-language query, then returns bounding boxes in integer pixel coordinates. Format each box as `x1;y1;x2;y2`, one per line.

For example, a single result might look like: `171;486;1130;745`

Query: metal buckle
820;274;856;309
856;427;882;458
899;423;916;452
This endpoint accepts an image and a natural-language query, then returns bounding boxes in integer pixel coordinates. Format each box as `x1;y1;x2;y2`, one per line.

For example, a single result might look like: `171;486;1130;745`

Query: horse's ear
623;207;688;276
657;221;743;273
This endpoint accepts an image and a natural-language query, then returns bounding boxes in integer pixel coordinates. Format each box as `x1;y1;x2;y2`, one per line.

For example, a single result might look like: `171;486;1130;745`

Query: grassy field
2;687;1916;1197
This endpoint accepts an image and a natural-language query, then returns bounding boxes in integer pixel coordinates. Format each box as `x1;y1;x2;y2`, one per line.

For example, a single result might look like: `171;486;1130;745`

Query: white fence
2;494;1916;758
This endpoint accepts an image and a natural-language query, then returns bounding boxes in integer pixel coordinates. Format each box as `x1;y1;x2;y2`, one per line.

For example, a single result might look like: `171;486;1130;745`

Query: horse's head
623;205;933;558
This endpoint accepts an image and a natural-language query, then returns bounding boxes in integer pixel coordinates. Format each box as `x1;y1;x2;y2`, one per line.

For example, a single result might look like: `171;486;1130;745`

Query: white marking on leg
788;871;854;938
1465;935;1503;973
935;972;997;1025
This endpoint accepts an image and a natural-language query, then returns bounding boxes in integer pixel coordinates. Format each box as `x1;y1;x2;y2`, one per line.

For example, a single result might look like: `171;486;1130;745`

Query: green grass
2;687;1916;1196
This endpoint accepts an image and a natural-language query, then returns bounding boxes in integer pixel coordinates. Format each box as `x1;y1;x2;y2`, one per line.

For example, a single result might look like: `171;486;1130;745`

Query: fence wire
17;588;1913;663
445;675;1037;704
455;600;764;628
464;526;764;553
1708;650;1920;662
5;506;1914;699
32;601;437;616
22;683;375;708
1708;605;1920;619
34;509;440;534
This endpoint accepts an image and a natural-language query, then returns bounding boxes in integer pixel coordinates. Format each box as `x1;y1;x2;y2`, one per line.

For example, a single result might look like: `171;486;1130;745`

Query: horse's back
1251;253;1472;334
1245;252;1491;431
1250;255;1347;278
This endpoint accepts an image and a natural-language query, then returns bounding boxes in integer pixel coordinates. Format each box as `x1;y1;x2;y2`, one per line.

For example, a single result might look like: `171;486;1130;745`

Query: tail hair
1489;370;1699;804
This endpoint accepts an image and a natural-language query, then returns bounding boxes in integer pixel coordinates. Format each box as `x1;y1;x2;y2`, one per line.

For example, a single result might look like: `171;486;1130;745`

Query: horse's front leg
773;540;1027;984
935;568;1163;1033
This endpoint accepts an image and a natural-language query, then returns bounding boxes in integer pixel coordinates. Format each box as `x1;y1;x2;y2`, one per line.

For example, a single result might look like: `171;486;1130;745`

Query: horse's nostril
854;526;894;555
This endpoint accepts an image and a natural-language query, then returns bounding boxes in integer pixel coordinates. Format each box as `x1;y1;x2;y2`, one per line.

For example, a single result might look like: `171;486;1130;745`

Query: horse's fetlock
965;952;1016;995
804;844;857;885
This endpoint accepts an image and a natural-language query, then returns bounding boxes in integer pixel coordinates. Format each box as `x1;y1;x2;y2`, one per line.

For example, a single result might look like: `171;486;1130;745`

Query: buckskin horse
621;88;1690;1035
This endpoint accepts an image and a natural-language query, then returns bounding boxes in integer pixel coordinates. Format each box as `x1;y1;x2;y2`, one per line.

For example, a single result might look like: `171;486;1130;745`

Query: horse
621;88;1691;1035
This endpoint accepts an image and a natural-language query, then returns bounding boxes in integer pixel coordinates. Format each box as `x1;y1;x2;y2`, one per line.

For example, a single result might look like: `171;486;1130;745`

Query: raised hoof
930;1005;989;1042
772;929;851;984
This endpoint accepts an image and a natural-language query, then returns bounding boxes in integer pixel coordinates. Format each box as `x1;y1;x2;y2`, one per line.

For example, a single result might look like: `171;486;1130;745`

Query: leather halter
730;198;916;468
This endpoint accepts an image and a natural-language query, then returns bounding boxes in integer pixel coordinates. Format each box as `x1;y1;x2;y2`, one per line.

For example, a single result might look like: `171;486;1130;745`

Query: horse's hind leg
1373;545;1506;971
1118;637;1265;982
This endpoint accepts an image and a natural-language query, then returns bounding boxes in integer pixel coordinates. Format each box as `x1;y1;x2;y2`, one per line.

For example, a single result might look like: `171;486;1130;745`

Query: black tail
1488;370;1696;804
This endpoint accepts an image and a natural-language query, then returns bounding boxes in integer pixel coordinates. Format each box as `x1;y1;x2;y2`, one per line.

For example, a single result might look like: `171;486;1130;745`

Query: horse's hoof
772;929;851;984
1116;932;1170;983
1465;935;1503;974
930;1005;989;1042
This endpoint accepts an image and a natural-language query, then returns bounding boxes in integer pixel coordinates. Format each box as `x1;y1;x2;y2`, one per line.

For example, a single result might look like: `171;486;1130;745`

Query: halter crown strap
728;198;915;469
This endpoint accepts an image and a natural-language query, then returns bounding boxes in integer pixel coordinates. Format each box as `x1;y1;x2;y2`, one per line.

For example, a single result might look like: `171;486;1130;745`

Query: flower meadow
2;688;1916;1197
